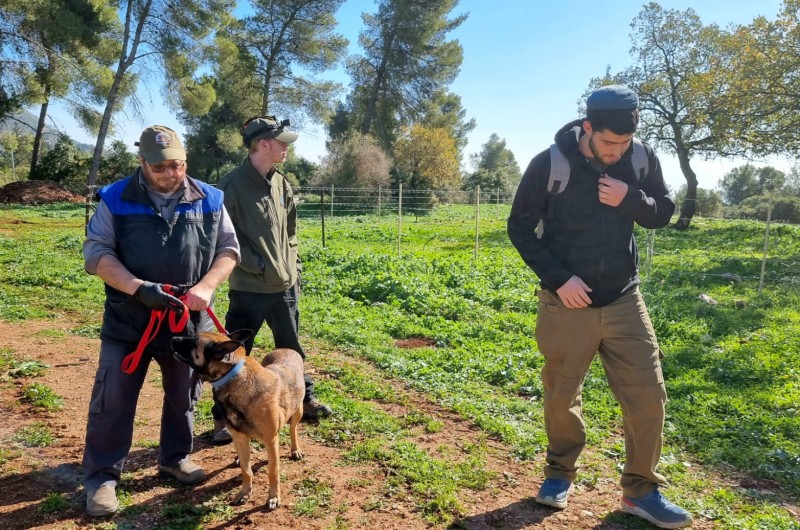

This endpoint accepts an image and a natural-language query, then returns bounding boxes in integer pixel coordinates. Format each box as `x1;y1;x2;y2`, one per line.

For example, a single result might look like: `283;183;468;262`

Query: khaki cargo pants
535;287;667;498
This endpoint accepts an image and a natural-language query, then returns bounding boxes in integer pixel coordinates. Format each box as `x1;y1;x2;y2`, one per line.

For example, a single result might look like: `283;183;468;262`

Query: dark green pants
535;288;667;498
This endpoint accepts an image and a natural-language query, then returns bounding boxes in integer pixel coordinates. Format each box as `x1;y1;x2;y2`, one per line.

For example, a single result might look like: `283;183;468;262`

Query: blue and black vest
98;171;223;349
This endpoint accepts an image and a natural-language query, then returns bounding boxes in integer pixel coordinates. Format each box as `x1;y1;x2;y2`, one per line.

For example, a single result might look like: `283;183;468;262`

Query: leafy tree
29;133;89;188
98;140;138;186
718;164;760;205
675;185;723;217
0;129;34;183
228;0;347;119
315;132;391;190
185;0;347;181
596;3;736;229
1;0;115;174
783;165;800;197
711;1;800;156
393;124;460;191
0;64;23;121
735;195;800;223
85;0;236;188
281;147;319;187
419;89;475;157
345;0;466;150
462;133;521;193
718;164;787;204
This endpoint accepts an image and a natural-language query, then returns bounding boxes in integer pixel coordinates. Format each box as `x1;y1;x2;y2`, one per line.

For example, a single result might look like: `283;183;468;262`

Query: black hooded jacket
507;120;675;307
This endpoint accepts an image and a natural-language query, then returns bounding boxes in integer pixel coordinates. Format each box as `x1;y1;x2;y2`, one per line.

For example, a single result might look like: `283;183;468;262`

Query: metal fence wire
294;185;515;218
83;183;799;288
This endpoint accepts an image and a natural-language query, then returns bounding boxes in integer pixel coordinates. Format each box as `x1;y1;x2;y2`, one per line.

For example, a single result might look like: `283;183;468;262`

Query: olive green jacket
218;157;298;293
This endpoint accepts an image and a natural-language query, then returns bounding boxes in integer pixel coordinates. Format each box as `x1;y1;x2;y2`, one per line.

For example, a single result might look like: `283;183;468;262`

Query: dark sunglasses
148;161;186;173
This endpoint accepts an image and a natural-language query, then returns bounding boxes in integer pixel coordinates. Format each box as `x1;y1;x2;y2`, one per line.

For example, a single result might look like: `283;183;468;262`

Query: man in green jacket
212;116;331;442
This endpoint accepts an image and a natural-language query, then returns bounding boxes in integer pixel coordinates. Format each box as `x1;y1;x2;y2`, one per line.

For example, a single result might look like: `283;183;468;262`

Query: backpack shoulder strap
630;138;650;182
537;144;570;238
547;143;570;193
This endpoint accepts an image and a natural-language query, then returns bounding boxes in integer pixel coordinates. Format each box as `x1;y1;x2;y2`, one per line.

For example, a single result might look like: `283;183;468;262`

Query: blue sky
49;0;788;191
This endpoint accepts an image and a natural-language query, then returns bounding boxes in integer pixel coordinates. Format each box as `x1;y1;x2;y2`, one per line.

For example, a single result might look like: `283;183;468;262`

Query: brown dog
172;330;304;510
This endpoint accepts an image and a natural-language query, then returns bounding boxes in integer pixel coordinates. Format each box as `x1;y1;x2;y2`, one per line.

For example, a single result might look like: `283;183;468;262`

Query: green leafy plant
14;422;55;447
39;492;70;513
292;476;334;517
22;382;63;411
9;360;48;378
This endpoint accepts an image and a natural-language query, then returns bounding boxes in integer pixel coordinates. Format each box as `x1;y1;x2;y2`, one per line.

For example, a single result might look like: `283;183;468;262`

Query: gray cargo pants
82;339;202;490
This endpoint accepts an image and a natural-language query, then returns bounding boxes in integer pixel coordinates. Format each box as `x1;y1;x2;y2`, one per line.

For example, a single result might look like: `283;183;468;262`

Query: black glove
134;282;184;312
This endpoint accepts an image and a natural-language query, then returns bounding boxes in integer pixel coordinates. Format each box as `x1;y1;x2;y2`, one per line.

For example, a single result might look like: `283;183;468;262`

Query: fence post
397;183;403;257
84;184;94;235
474;185;481;260
377;186;382;216
497;188;500;205
646;229;655;278
758;195;773;295
320;189;326;248
330;184;334;217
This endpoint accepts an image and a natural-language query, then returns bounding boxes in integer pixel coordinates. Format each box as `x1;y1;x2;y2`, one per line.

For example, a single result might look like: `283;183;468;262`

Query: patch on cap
587;85;639;111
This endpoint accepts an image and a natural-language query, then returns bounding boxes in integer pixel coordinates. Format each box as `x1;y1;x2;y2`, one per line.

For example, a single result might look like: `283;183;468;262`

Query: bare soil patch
0;318;744;529
0;181;85;205
394;337;437;349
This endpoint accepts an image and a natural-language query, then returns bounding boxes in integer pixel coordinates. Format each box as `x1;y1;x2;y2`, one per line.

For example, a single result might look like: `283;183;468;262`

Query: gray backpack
536;134;650;238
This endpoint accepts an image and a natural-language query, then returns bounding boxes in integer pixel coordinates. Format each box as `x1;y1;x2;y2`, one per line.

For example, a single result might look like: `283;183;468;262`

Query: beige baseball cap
135;125;186;163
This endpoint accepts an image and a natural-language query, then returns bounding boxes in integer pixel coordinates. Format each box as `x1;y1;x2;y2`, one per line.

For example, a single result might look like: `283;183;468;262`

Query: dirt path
0;318;748;529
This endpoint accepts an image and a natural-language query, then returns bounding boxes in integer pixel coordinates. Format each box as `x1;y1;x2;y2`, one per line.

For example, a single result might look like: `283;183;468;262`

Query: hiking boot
158;459;206;485
86;484;118;517
621;489;693;529
534;478;572;509
212;419;233;445
302;397;332;421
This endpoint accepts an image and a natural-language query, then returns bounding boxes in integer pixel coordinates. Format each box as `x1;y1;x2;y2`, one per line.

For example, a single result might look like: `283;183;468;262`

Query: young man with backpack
507;85;692;528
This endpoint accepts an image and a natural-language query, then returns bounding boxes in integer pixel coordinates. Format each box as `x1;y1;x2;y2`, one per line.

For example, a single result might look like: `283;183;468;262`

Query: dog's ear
226;329;253;344
205;340;242;362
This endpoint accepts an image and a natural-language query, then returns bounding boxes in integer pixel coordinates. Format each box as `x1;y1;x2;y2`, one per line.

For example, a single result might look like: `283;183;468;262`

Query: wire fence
294;185;515;218
292;186;800;292
82;184;800;290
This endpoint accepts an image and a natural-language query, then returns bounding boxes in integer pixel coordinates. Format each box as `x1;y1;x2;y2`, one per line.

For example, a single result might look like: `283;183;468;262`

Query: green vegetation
14;422;55;447
22;382;63;411
291;476;334;518
8;359;49;378
1;203;799;528
39;492;70;513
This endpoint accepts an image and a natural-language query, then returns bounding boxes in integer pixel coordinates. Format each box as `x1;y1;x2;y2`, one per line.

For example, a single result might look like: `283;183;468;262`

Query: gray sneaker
158;459;206;484
86;484;118;516
212;419;233;445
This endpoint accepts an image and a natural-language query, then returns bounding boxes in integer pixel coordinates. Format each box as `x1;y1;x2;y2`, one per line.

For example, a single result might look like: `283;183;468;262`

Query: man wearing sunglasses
211;115;331;444
81;125;240;516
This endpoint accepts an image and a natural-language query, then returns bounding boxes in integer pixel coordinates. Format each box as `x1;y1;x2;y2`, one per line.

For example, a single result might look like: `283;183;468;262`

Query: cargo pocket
88;366;108;415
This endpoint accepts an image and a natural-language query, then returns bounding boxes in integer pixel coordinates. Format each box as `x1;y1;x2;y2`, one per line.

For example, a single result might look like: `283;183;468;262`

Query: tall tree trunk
674;146;698;230
361;32;394;135
30;87;51;176
86;0;150;189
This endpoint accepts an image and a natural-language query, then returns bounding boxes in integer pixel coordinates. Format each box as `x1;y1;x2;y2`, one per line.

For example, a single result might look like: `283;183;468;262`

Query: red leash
121;284;226;374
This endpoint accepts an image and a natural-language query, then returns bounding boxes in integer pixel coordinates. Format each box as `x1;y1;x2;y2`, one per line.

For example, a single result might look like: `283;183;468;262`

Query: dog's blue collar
210;359;245;389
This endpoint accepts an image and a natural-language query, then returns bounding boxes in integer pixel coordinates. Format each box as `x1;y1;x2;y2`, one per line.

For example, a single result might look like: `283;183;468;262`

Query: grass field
1;202;799;528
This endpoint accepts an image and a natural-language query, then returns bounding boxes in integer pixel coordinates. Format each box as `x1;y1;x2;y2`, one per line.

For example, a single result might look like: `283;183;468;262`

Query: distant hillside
0;109;94;153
